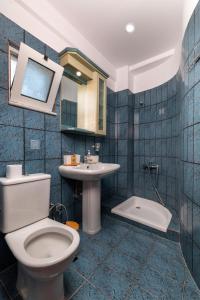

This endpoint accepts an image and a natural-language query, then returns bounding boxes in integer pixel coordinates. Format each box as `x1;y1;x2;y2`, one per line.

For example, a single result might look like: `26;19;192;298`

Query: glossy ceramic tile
0;125;24;161
0;52;8;89
1;216;200;300
0;14;23;52
25;159;45;174
180;2;200;289
45;158;61;185
25;129;45;160
0;89;23;127
45;131;61;159
24;110;45;130
0;13;118;275
24;31;45;54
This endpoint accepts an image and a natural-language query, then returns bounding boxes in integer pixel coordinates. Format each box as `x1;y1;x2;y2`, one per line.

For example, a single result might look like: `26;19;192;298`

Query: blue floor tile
0;216;199;300
90;263;132;300
63;267;85;299
161;272;200;300
103;249;142;281
116;230;154;264
70;282;107;300
72;253;99;279
87;219;127;248
138;266;167;298
79;237;113;263
152;235;181;256
183;272;200;300
146;248;186;283
127;286;159;300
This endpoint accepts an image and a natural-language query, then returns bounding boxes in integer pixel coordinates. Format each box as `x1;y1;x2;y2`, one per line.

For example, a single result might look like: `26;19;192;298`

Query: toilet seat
5;218;80;268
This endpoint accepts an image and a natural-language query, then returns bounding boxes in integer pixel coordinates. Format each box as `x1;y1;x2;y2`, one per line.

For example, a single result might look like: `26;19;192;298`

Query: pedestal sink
59;163;120;234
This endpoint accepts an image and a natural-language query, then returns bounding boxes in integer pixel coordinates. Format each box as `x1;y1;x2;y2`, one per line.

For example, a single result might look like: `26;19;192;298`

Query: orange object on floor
65;221;80;230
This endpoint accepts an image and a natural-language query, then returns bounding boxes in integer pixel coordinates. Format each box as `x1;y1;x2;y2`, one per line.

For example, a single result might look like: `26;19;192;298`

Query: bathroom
0;0;200;299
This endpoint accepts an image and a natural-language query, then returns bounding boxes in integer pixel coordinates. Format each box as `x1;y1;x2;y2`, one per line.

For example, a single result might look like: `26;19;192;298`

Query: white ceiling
47;0;183;68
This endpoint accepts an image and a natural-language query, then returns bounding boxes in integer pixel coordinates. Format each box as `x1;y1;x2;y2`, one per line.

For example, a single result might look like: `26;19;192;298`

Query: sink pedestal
59;163;120;234
82;180;101;234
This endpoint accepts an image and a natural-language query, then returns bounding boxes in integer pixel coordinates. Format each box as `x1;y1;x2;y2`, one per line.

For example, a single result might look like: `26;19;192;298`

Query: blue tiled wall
0;13;115;270
102;82;180;228
116;90;134;199
133;78;180;218
101;0;200;290
2;2;200;290
101;90;134;209
179;0;200;288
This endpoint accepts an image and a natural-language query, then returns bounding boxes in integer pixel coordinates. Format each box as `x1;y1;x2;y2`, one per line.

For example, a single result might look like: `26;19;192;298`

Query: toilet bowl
0;173;80;300
5;218;80;300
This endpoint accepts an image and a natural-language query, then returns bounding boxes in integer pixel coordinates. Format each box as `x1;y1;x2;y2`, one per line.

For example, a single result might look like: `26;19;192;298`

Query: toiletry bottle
71;154;77;166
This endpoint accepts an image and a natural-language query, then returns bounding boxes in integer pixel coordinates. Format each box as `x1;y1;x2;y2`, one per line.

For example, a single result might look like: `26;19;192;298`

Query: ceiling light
125;23;135;33
76;71;82;77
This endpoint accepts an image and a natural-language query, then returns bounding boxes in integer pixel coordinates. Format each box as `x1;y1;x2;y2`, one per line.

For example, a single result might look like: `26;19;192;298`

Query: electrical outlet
30;139;40;150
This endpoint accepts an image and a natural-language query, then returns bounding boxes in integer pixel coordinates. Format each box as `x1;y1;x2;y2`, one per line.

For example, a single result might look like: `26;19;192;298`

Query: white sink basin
59;162;120;235
59;163;120;181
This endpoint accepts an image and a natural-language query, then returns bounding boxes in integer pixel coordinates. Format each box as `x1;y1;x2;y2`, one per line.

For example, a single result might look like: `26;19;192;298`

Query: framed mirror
61;75;78;129
60;74;94;134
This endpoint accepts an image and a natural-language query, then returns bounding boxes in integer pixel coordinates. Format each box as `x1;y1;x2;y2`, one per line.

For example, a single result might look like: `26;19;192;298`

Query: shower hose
145;163;165;207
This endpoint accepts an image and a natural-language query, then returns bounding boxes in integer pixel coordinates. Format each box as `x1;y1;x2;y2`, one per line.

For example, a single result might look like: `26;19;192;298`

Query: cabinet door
96;75;107;135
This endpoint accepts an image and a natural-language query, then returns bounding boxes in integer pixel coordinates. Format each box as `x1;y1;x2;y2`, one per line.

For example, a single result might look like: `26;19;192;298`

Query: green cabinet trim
59;47;109;79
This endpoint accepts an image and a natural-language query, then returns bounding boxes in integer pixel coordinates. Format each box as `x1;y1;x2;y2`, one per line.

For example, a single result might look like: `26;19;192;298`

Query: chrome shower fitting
92;143;101;152
143;161;159;171
143;162;165;207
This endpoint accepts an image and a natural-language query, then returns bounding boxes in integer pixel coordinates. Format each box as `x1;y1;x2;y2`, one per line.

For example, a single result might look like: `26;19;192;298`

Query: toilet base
17;263;64;300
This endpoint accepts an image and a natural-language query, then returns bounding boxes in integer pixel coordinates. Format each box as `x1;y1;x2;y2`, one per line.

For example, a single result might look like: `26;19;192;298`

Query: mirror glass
60;75;95;134
60;69;106;135
61;76;78;128
98;78;104;130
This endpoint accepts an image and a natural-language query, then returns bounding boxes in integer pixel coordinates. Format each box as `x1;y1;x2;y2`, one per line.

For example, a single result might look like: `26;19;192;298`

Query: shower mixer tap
143;162;165;206
143;162;159;171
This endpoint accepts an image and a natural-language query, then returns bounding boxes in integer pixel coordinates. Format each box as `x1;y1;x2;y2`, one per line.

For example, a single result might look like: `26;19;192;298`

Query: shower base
111;196;172;232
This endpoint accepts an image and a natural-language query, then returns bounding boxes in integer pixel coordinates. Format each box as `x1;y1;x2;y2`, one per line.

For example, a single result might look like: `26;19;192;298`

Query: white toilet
0;173;80;300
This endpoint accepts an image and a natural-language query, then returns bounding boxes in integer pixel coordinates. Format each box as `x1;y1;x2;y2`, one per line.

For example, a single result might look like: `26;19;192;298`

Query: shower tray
111;196;172;232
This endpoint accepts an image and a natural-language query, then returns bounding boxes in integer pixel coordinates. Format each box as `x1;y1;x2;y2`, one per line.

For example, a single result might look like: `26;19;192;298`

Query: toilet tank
0;173;51;233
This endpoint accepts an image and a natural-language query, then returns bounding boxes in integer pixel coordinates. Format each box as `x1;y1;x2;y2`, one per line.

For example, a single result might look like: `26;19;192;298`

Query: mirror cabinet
59;48;108;136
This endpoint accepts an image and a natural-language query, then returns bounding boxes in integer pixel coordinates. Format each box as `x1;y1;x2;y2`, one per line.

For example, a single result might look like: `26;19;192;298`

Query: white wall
0;0;116;90
130;0;199;93
0;0;199;93
132;46;181;92
183;0;199;30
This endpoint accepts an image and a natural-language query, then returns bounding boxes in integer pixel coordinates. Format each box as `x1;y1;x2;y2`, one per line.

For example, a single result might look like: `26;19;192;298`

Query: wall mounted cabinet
59;48;108;136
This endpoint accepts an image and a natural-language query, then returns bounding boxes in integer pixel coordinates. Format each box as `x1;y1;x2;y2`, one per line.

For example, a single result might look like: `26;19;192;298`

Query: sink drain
136;206;141;209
